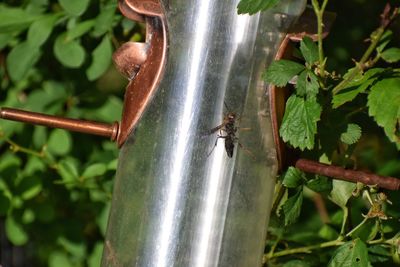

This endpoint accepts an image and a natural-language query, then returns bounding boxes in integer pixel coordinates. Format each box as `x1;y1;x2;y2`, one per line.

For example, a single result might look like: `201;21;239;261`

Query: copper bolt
0;107;119;141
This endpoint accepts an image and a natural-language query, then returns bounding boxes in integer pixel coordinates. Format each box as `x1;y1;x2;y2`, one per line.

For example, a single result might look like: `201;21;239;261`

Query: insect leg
207;134;227;157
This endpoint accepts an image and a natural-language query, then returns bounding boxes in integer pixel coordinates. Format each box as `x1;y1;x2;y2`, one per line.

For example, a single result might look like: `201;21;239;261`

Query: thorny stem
332;4;399;94
311;0;329;81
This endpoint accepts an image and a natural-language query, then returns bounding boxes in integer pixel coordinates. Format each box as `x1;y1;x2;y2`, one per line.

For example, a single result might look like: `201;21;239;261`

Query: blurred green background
0;0;399;266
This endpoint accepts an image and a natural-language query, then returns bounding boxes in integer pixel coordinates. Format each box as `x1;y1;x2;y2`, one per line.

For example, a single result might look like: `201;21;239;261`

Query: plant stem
311;0;329;80
339;206;349;236
266;239;344;260
4;137;45;158
332;3;399;95
346;216;369;237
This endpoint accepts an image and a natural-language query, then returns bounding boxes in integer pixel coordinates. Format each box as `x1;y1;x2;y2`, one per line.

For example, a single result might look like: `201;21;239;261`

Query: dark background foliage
0;0;399;266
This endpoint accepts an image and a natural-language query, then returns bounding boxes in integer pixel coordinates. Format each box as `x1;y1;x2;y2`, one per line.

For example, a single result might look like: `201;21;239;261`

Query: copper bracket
269;8;400;190
0;0;167;147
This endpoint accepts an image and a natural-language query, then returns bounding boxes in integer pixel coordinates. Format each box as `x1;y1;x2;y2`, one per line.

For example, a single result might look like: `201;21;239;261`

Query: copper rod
295;158;400;191
0;107;119;141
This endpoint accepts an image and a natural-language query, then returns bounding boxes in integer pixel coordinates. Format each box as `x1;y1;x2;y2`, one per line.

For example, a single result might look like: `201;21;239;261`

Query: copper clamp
0;0;167;147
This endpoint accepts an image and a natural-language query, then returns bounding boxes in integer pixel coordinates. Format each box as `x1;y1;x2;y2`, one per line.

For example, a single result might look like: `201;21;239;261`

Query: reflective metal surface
102;0;306;266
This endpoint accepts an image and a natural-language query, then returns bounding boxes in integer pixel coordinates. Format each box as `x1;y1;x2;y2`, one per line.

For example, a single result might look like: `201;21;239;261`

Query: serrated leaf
82;163;107;179
300;36;318;65
296;69;319;98
282;187;303;226
58;0;90;16
340;123;362;145
332;68;384;108
264;60;305;87
27;14;59;47
381;47;400;63
92;2;117;37
54;34;85;68
282;167;305;188
330;180;356;208
328;239;369;267
86;35;113;81
6;42;41;82
368;78;400;146
280;95;322;150
237;0;281;15
48;129;72;156
66;20;95;41
5;216;28;246
0;6;41;32
306;175;332;193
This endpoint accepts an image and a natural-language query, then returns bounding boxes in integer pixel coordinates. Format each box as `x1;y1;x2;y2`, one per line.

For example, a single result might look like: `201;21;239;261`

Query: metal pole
102;0;306;266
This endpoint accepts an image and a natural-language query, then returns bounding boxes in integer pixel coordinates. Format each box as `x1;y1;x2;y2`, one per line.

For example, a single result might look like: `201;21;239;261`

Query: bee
206;111;238;157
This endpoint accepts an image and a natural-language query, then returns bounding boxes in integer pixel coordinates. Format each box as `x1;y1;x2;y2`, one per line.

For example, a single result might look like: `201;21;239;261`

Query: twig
332;4;399;95
295;158;400;191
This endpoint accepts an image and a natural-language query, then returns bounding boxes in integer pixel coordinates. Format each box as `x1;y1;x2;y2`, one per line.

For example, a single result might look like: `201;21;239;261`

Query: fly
206;111;238;157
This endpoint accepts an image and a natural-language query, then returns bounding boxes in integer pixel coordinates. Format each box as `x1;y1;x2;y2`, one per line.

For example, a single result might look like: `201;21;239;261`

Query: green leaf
58;0;90;16
340;123;362;145
381;48;400;63
86;35;113;81
5;216;28;246
282;187;303;226
48;129;72;156
92;2;117;37
97;202;111;236
88;242;104;267
6;42;41;82
282;167;305;188
296;70;319;98
300;36;318;65
54;34;85;68
330;180;356;208
66;20;95;41
48;251;74;267
376;30;393;53
17;175;42;200
283;260;311;267
27;14;59;47
368;78;400;146
82;163;107;179
57;158;79;185
306;175;332;193
0;6;41;32
263;60;305;87
328;239;370;267
318;224;339;240
0;33;13;49
332;68;384;108
237;0;281;14
58;236;86;259
0;191;11;215
280;95;322;150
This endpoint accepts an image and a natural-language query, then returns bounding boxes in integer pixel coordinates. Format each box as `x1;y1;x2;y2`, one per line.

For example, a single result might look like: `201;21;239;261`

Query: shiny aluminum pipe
102;0;306;266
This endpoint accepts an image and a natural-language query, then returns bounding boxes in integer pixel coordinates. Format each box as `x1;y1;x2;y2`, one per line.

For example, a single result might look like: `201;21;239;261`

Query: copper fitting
0;107;119;141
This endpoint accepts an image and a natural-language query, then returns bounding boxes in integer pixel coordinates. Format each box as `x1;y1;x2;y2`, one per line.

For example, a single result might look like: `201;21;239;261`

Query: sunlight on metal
155;1;212;266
